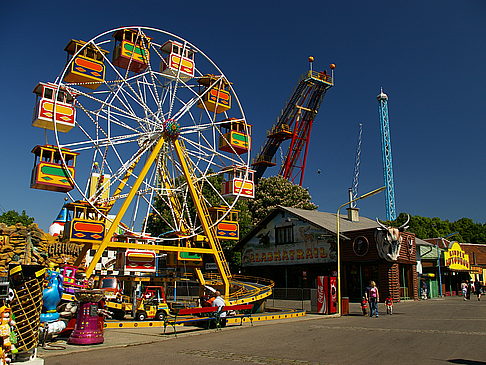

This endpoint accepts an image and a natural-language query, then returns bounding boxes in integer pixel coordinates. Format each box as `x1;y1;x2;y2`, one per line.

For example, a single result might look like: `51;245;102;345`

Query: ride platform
103;309;306;329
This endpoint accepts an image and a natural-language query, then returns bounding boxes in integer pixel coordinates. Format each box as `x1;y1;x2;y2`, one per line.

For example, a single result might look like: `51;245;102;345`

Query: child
360;297;368;316
385;296;393;315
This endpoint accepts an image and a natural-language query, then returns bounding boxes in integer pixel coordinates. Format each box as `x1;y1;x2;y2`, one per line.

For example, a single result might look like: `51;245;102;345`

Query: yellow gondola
30;145;78;193
112;29;151;73
63;40;109;90
63;201;107;244
219;118;251;155
197;74;231;114
160;40;195;81
32;82;76;133
209;206;239;240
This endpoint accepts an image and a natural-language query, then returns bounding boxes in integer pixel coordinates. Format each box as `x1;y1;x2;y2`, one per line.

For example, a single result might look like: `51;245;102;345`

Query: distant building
424;239;486;295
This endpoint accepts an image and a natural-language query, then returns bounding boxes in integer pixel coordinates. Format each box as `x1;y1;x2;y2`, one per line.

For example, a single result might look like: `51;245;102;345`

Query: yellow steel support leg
85;136;167;278
173;139;231;299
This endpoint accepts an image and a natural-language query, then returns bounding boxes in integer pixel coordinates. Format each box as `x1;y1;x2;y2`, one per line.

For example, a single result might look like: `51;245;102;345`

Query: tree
390;213;485;244
0;210;35;226
248;175;317;224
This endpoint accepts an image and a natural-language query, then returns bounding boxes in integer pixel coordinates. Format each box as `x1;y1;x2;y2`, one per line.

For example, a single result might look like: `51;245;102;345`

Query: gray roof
236;206;382;249
279;206;380;234
415;237;434;247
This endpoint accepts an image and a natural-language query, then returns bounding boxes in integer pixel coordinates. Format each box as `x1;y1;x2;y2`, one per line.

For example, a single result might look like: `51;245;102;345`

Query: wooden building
237;206;418;302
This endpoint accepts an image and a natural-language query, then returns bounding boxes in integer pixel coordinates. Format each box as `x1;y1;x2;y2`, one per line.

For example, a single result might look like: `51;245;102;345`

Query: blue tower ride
377;89;397;221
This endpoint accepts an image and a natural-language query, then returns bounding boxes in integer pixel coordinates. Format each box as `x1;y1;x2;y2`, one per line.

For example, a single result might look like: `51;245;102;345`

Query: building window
275;226;293;245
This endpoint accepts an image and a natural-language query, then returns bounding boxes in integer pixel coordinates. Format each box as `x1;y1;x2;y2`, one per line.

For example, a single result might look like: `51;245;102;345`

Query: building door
399;264;412;299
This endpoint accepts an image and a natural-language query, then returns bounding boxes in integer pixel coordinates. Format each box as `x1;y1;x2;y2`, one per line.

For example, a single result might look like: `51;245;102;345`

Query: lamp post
336;186;386;316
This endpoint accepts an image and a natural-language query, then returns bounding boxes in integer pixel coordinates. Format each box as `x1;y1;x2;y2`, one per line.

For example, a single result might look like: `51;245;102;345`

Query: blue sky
1;0;485;231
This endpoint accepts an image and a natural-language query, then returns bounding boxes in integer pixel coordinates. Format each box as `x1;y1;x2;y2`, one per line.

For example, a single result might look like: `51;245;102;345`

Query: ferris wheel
33;26;253;243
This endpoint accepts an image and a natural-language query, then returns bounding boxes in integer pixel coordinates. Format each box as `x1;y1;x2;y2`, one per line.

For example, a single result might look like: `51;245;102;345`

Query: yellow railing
307;70;333;85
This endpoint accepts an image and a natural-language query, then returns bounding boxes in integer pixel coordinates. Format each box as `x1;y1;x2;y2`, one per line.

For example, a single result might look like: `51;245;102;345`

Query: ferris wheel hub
162;119;181;140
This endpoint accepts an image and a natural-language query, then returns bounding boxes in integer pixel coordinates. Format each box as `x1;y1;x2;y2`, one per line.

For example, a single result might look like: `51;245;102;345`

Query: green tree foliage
387;213;486;243
145;172;248;269
145;174;318;269
248;175;317;225
0;210;35;226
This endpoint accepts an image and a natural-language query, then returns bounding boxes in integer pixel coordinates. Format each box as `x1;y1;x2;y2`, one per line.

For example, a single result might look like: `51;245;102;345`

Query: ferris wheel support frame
83;135;232;298
173;139;231;298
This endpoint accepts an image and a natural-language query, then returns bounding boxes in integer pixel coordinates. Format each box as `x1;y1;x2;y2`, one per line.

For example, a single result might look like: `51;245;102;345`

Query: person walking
467;281;473;300
474;280;482;301
461;281;468;300
366;281;380;318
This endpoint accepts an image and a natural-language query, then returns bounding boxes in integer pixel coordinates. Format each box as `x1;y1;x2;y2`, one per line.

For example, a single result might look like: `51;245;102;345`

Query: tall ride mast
252;58;334;186
377;89;397;221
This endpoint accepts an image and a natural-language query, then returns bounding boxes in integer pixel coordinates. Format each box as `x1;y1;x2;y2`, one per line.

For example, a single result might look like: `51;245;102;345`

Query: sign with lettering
444;242;470;271
0;236;9;247
241;214;336;267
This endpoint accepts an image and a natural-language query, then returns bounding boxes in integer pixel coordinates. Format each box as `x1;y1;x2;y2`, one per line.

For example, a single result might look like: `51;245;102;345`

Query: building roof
280;206;380;232
236;206;380;249
416;237;435;247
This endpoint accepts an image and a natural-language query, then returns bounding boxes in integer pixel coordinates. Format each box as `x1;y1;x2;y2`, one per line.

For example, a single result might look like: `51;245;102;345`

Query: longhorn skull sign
374;215;410;262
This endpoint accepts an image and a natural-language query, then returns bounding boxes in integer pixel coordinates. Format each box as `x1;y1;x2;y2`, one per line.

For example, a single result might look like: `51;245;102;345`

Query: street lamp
336;186;386;316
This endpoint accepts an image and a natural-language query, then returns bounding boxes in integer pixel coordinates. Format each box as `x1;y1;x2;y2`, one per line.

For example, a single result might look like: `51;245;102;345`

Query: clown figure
0;306;17;359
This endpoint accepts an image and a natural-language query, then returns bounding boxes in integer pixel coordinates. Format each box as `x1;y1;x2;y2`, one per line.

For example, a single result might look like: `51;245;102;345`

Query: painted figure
374;215;410;262
0;306;17;361
41;269;64;323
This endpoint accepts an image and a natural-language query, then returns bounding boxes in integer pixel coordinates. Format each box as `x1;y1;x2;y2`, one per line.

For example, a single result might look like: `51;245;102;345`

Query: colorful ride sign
215;221;239;240
125;250;156;273
68;219;105;244
444;242;470;271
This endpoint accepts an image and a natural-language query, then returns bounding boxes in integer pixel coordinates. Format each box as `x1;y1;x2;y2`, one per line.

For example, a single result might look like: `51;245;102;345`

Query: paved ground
39;296;486;365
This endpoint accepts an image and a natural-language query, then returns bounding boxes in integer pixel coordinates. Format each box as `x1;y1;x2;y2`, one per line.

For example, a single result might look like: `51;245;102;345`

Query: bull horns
398;214;410;231
375;218;388;229
375;214;410;231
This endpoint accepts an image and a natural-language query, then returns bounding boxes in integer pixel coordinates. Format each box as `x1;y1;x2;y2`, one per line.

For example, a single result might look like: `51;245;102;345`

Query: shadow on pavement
448;359;486;365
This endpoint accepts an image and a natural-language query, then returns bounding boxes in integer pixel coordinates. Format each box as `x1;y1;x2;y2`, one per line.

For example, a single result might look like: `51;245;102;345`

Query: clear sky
0;0;485;231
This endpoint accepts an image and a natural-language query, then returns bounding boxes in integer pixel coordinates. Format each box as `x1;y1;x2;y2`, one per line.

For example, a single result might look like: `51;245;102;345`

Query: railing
163;274;274;305
266;287;313;311
252;154;277;166
307;70;333;85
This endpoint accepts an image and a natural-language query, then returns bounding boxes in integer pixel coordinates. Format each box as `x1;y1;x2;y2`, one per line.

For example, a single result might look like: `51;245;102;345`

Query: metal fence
164;285;315;311
266;287;314;311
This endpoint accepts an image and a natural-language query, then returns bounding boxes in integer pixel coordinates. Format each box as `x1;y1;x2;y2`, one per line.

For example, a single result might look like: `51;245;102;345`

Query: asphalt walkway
39;296;486;365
